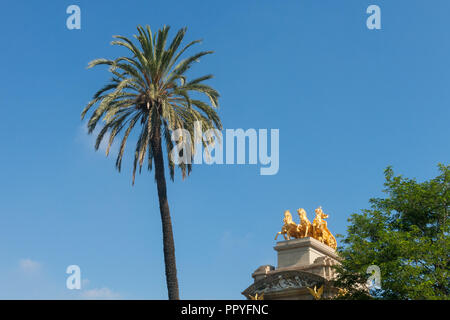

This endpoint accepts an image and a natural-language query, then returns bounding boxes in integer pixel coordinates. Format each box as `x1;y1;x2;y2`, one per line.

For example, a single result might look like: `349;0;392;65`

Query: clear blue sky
0;0;449;299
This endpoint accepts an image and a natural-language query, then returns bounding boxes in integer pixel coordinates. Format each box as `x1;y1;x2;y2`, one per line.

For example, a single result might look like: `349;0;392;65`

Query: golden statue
312;207;337;249
297;208;313;238
249;293;264;300
275;206;337;250
275;210;301;240
307;285;324;300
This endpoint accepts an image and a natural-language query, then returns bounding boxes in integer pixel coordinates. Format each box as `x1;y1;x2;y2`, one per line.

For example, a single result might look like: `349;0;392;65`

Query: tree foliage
334;164;449;299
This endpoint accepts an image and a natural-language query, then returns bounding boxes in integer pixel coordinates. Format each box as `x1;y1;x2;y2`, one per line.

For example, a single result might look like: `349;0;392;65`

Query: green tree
334;164;449;299
81;25;222;299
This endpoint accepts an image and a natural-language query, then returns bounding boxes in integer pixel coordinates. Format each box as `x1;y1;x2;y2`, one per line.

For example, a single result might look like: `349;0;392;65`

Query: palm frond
82;25;221;183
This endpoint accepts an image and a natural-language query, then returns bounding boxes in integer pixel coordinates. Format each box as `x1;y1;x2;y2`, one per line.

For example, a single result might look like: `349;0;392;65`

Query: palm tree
81;25;222;300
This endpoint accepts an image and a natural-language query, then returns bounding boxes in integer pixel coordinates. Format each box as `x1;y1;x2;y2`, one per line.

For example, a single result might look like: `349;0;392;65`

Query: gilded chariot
275;207;337;249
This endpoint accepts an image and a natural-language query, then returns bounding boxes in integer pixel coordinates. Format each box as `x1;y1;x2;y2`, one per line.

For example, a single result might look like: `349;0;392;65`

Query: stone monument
242;207;341;300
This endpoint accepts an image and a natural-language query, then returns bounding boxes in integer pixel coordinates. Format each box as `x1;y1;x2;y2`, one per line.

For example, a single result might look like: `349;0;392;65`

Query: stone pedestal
275;237;339;271
242;237;340;300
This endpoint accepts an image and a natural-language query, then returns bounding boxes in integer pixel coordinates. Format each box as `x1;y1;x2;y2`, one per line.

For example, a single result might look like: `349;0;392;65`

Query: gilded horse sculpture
297;208;313;238
274;210;301;240
275;206;337;250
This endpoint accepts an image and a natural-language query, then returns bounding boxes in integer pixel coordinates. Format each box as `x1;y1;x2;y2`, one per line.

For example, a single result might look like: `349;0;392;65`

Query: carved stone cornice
242;269;327;299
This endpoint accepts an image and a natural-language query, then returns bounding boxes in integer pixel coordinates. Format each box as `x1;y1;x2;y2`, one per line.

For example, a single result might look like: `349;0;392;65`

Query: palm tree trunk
151;124;180;300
